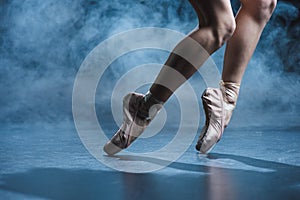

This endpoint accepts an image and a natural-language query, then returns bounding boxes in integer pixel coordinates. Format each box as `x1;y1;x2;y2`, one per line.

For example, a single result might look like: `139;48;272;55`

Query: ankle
219;80;240;105
137;92;163;120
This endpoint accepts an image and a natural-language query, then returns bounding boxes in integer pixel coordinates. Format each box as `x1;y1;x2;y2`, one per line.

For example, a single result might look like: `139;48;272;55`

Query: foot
196;88;225;153
196;81;240;153
103;92;162;155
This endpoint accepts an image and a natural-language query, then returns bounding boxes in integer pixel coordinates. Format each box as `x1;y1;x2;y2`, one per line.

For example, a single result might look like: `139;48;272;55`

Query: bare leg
195;0;277;153
222;0;277;83
150;0;236;102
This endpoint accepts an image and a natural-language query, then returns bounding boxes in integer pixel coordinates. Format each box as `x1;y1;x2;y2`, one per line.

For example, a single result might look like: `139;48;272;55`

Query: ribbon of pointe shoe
220;80;240;105
219;80;240;110
219;80;240;127
137;92;163;121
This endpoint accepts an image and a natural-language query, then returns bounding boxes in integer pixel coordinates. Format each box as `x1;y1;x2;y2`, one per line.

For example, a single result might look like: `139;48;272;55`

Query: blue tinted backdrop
0;0;299;129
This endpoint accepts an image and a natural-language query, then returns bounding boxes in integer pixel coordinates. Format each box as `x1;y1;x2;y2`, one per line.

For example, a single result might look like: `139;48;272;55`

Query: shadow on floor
0;153;299;200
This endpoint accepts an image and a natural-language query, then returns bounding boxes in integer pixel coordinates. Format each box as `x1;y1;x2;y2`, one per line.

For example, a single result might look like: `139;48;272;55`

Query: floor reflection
0;153;299;199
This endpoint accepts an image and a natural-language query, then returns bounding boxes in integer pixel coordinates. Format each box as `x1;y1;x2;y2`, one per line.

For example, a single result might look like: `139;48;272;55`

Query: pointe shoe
104;92;162;155
196;81;240;153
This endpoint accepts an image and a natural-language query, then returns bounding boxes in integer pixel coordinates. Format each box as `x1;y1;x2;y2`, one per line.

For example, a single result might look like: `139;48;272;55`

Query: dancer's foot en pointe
196;80;240;153
103;92;163;155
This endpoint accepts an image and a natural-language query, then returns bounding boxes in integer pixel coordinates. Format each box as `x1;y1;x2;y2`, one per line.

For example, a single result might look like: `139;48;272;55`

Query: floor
0;124;299;200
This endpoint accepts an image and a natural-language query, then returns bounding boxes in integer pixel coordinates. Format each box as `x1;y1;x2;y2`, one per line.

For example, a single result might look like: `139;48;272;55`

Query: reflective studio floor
0;124;299;200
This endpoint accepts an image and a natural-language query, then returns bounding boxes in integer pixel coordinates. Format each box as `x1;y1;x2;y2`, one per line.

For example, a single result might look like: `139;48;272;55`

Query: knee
211;18;236;48
255;0;277;21
193;19;235;50
192;0;236;50
241;0;277;23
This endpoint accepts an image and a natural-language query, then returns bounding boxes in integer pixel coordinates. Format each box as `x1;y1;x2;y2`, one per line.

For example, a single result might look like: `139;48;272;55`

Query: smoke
232;1;300;129
0;0;299;129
